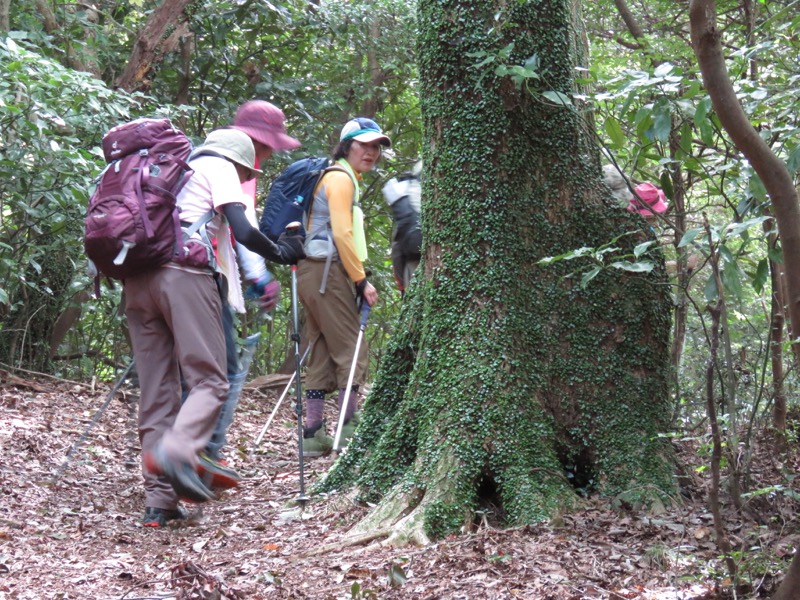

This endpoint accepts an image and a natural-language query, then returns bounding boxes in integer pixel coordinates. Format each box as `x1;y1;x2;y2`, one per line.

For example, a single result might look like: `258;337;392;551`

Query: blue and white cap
340;117;392;147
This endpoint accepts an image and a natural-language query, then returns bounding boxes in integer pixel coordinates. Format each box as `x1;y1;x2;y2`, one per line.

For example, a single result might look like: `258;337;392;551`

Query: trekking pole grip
285;221;302;236
360;302;371;329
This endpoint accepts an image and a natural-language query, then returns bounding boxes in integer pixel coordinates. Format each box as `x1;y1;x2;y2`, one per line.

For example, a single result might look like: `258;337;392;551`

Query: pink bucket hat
232;100;301;151
627;182;668;216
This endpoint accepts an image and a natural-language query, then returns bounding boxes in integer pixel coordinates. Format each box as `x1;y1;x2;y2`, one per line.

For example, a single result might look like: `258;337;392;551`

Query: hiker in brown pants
296;117;390;457
128;129;304;527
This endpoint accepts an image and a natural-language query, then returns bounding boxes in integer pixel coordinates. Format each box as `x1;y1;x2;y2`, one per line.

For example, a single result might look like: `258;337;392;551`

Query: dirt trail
0;371;796;599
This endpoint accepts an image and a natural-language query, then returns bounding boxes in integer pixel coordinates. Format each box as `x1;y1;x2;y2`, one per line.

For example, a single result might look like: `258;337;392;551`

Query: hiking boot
338;414;361;448
302;425;333;458
142;506;188;528
143;447;216;503
197;453;241;490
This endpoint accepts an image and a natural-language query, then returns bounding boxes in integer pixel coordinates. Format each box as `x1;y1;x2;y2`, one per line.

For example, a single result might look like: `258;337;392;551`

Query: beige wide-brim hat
193;128;263;179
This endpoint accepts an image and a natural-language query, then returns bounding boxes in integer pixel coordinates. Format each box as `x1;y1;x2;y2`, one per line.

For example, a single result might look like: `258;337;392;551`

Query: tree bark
773;550;800;600
49;291;92;359
114;0;196;93
0;0;10;33
689;2;800;592
32;0;100;74
689;0;800;362
767;228;787;432
360;19;388;118
319;0;676;542
612;0;645;42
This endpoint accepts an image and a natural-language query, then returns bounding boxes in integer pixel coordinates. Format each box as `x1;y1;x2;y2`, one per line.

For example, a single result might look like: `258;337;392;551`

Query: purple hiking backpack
84;118;197;280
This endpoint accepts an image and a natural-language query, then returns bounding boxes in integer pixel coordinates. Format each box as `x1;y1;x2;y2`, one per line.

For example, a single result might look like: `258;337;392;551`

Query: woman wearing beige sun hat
129;128;306;524
199;102;305;465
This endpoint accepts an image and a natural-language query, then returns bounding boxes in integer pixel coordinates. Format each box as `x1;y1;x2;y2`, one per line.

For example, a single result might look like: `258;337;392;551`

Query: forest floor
1;368;799;600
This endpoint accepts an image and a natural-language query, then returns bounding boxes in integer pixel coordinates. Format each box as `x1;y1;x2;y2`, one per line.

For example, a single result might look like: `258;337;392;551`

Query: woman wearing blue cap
297;117;391;457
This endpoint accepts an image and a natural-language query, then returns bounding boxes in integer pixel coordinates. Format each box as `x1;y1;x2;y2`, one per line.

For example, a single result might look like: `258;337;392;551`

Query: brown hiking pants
297;259;368;392
123;266;227;510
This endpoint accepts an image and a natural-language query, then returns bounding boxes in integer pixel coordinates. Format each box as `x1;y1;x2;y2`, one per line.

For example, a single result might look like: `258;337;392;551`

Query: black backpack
259;156;344;241
385;171;422;261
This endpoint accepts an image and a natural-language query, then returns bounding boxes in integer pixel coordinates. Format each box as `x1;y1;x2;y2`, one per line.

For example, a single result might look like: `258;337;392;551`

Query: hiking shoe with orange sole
142;506;188;528
143;448;216;503
197;453;241;490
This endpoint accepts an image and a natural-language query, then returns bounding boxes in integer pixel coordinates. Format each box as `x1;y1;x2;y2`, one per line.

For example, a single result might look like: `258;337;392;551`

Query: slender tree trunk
612;0;645;42
690;0;800;364
32;0;99;74
0;0;10;33
767;231;787;431
114;0;196;93
773;551;800;600
175;34;195;109
690;19;800;590
668;136;692;423
705;300;737;580
360;19;389;118
49;291;92;359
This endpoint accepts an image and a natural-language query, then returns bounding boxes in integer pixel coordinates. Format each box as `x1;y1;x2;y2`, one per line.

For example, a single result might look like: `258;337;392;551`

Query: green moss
424;501;466;540
318;0;676;540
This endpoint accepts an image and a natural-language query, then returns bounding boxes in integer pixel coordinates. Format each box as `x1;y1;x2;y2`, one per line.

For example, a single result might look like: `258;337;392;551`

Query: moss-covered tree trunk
319;0;677;544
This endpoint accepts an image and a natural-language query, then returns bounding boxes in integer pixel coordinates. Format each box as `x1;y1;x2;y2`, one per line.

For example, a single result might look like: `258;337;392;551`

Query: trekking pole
285;222;309;505
210;332;261;455
52;359;135;485
333;303;371;453
253;343;311;447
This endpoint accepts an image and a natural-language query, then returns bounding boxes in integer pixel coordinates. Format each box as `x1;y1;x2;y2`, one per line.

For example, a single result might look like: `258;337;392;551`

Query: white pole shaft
333;328;364;451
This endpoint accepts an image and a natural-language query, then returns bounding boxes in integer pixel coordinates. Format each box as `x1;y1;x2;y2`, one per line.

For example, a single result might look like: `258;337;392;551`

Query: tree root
345;446;463;547
295;528;393;558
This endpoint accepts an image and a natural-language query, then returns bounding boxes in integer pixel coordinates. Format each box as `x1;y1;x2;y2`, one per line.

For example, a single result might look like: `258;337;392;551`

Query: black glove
276;233;306;265
355;278;368;310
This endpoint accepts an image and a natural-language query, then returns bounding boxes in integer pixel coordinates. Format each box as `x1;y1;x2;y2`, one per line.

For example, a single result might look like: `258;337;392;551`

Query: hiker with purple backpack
127;128;305;524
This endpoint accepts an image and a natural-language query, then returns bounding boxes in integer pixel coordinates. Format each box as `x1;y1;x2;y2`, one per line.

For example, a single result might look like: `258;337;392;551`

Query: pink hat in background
627;182;668;216
232;100;301;151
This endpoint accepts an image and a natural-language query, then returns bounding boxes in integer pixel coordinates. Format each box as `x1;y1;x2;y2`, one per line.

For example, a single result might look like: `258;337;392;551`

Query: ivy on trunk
318;0;677;543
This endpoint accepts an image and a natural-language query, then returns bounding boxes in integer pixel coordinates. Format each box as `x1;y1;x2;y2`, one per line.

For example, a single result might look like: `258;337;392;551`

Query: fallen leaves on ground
0;369;798;599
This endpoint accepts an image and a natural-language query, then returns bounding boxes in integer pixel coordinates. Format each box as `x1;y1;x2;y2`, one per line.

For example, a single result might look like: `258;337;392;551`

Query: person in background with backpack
130;128;305;526
382;160;422;295
297;117;390;457
197;100;303;463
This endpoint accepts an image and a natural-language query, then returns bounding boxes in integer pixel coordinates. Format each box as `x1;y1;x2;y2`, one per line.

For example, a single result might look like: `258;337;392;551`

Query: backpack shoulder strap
182;208;217;237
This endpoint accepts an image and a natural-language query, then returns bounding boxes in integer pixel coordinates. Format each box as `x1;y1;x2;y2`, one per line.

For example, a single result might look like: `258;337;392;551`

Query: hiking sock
304;389;325;436
337;386;358;424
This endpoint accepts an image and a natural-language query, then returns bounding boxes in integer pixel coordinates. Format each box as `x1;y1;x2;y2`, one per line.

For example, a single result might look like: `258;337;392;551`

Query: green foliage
423;501;466;540
0;36;145;370
538;231;661;288
3;7;800;588
678;216;772;303
1;0;423;376
349;581;380;600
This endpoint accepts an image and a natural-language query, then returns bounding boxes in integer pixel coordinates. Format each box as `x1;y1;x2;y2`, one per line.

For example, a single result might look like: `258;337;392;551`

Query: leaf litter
0;368;798;599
